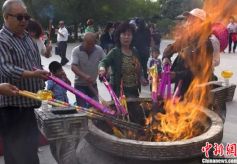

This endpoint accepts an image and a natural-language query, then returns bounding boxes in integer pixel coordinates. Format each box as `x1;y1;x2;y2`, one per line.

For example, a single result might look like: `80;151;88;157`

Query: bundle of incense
18;90;68;108
32;67;115;115
41;98;143;131
149;64;158;102
158;64;171;99
102;76;127;115
47;75;115;115
19;90;144;131
49;99;70;106
18;90;42;101
172;80;182;103
119;80;130;121
166;64;171;99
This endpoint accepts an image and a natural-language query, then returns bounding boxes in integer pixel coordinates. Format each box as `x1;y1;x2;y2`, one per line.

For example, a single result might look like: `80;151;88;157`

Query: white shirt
57;26;69;42
227;22;237;33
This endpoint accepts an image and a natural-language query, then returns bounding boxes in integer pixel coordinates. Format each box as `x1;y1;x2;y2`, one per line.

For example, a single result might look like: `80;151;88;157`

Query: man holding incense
71;32;105;107
0;0;49;164
162;8;221;97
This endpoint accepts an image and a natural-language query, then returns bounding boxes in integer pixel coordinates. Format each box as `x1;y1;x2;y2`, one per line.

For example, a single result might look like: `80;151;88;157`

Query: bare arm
0;83;19;96
71;64;94;84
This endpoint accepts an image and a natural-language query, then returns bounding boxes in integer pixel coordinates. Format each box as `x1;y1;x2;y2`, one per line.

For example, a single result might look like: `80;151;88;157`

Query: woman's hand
98;67;106;77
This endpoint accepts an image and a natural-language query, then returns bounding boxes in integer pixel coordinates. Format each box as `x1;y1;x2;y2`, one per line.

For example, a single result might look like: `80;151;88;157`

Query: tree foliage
0;0;203;37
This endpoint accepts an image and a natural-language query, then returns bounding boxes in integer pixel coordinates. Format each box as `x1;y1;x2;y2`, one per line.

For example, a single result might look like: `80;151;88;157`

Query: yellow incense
18;90;41;101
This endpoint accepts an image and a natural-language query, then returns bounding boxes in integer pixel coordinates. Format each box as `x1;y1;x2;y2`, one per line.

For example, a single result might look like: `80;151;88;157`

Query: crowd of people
0;0;231;164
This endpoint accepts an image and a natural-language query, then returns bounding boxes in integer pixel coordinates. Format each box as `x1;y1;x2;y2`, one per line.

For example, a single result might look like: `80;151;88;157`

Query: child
47;61;79;164
47;61;71;102
147;47;162;91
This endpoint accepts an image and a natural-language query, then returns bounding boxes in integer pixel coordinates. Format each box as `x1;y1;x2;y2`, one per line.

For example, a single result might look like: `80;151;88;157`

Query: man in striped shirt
0;0;49;164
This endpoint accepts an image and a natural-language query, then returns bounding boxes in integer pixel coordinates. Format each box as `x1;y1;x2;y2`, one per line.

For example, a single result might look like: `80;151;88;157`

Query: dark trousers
0;107;39;164
228;33;237;53
74;84;98;108
58;41;68;63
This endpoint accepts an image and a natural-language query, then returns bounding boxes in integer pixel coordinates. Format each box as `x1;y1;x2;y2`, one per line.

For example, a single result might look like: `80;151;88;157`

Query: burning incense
18;90;41;101
149;64;159;102
102;76;127;115
19;90;144;131
32;67;115;115
47;75;115;115
158;64;172;99
166;64;172;99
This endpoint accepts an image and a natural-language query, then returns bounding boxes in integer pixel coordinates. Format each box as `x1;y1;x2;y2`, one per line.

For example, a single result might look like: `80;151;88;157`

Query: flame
150;0;237;141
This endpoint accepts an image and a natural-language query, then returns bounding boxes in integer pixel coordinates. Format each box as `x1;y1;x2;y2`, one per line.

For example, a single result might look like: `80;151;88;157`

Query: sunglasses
8;13;31;21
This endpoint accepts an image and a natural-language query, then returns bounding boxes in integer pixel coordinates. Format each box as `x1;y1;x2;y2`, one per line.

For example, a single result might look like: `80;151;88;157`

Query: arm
38;39;52;58
71;64;94;84
0;83;19;96
98;48;115;76
70;47;94;84
147;57;152;69
56;28;68;38
61;72;71;85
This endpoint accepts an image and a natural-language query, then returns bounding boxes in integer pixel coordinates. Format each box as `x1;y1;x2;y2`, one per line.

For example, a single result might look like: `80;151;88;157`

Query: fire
149;0;237;142
108;0;237;142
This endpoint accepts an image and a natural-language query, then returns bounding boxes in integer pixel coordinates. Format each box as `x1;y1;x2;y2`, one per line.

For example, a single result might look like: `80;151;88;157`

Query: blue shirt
47;80;69;102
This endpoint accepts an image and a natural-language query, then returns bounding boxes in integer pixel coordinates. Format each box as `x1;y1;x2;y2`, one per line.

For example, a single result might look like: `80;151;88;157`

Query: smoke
38;5;55;20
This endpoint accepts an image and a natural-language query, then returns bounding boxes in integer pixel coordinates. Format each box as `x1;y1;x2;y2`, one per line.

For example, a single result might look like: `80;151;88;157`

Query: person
133;18;151;86
47;61;70;102
46;61;78;164
0;1;49;164
56;20;69;65
0;83;19;96
27;19;52;58
147;47;162;91
227;16;237;53
162;8;221;97
71;32;105;107
85;18;95;33
99;21;142;98
100;22;115;54
149;23;161;52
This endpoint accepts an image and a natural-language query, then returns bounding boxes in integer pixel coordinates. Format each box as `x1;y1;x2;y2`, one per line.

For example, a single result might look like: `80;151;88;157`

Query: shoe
61;58;69;66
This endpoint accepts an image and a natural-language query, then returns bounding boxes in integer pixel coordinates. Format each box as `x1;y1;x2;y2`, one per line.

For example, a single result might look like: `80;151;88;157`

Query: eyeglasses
7;13;31;21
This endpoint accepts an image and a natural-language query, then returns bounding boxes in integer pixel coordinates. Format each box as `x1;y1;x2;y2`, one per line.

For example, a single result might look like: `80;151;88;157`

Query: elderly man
162;8;221;97
0;0;49;164
56;20;69;65
71;32;105;107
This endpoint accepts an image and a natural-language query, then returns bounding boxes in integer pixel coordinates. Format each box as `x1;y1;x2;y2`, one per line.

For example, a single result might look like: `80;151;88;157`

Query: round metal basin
85;98;223;160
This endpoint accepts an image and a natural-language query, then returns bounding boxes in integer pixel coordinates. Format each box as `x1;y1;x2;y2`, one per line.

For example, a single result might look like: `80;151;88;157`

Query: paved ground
0;40;236;163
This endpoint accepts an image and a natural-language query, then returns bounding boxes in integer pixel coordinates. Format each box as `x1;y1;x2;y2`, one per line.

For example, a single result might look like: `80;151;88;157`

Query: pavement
0;40;237;163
